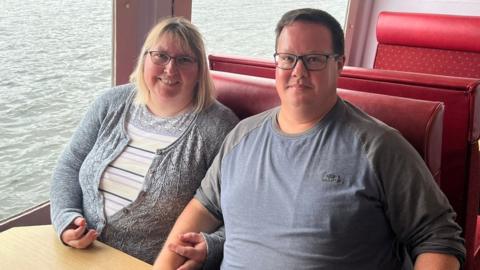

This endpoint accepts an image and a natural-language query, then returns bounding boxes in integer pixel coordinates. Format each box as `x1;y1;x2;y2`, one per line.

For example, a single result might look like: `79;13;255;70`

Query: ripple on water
0;0;113;220
1;0;347;220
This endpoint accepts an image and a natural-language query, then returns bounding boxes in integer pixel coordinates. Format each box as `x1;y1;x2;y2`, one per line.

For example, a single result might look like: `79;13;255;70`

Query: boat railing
0;200;51;232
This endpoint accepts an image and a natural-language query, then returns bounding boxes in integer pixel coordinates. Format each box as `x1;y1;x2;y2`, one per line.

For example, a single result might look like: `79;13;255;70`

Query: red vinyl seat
338;67;480;270
208;54;480;269
374;11;480;78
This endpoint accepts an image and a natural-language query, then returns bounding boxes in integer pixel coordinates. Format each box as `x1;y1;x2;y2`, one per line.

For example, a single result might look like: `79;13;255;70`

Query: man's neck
277;98;337;134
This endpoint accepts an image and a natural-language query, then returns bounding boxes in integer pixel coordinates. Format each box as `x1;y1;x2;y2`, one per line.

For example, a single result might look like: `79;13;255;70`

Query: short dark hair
275;8;344;56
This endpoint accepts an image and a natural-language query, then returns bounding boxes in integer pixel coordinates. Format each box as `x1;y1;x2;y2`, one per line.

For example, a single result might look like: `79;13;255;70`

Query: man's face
275;21;344;112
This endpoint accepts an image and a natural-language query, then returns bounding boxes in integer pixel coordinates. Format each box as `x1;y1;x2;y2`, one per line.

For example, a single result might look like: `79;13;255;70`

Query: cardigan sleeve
49;90;110;240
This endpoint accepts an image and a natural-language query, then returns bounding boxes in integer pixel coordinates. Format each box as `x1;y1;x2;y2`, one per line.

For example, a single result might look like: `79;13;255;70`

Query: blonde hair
129;17;214;113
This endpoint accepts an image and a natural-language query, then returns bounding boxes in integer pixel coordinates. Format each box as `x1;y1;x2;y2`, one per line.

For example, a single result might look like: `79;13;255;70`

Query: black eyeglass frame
273;52;339;71
145;51;197;67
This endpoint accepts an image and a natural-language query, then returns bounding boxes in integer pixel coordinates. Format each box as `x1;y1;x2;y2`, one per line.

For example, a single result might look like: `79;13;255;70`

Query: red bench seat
208;54;480;269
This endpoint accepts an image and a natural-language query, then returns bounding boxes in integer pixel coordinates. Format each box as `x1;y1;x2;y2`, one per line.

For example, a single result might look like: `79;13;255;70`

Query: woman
50;17;238;267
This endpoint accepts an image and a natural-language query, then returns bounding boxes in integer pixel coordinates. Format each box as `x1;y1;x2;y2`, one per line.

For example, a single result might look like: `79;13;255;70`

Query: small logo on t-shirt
322;173;343;184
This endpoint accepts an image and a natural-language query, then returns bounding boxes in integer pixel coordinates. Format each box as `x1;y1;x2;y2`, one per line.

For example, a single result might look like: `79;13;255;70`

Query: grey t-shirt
195;98;465;270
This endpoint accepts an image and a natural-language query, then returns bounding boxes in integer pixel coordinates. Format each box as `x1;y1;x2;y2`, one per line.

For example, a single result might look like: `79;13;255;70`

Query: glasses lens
303;54;328;70
150;52;170;65
176;56;196;66
274;53;332;70
149;52;196;67
275;53;297;69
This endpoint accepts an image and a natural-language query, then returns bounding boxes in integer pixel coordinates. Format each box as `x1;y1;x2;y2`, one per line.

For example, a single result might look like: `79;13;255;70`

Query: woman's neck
146;98;193;117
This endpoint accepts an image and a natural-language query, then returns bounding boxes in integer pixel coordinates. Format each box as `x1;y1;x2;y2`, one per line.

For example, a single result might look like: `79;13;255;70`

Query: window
0;0;112;220
192;0;349;59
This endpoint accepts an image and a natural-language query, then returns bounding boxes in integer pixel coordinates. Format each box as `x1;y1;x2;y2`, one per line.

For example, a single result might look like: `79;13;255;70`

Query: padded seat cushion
374;11;480;78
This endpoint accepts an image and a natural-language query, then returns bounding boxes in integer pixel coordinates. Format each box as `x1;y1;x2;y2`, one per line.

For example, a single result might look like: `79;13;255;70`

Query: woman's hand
168;232;207;270
61;217;98;248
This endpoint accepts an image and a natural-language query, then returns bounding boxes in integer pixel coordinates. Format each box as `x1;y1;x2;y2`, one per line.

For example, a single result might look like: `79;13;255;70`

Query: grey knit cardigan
50;83;238;265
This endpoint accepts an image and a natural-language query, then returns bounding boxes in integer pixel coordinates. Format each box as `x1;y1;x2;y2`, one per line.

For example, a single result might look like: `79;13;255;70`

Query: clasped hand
168;232;208;270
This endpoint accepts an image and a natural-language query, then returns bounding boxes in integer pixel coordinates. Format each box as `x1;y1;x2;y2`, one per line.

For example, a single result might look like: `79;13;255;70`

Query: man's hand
169;232;207;270
153;199;221;270
61;217;97;248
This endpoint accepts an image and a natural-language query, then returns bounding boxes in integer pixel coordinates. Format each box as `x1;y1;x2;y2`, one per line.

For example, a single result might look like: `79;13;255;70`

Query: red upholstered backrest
374;12;480;78
211;71;279;119
207;54;479;199
338;67;480;270
208;53;480;270
211;70;444;183
209;54;276;79
339;67;480;203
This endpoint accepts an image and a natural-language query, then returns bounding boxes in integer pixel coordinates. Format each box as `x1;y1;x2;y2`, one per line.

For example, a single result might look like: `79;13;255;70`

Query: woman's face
143;33;199;115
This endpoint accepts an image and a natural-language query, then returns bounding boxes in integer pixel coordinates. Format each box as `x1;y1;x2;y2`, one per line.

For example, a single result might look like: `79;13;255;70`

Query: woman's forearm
153;199;222;270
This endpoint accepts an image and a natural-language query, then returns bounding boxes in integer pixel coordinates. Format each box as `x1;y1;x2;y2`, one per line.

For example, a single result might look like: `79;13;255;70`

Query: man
154;8;465;270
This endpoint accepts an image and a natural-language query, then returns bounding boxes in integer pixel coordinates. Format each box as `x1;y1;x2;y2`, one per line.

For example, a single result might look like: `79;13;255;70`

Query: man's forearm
414;252;460;270
153;199;222;270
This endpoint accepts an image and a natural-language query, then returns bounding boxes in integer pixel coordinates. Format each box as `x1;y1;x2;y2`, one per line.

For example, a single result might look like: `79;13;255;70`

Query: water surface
0;0;347;220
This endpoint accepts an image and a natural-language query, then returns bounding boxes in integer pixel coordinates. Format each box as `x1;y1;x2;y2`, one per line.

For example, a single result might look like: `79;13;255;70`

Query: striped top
99;103;195;217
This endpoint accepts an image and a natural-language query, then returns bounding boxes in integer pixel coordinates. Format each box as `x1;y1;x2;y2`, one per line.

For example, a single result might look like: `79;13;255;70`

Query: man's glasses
273;53;338;71
146;51;197;68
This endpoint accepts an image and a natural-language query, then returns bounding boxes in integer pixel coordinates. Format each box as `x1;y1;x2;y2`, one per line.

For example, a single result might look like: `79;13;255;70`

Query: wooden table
0;225;151;270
